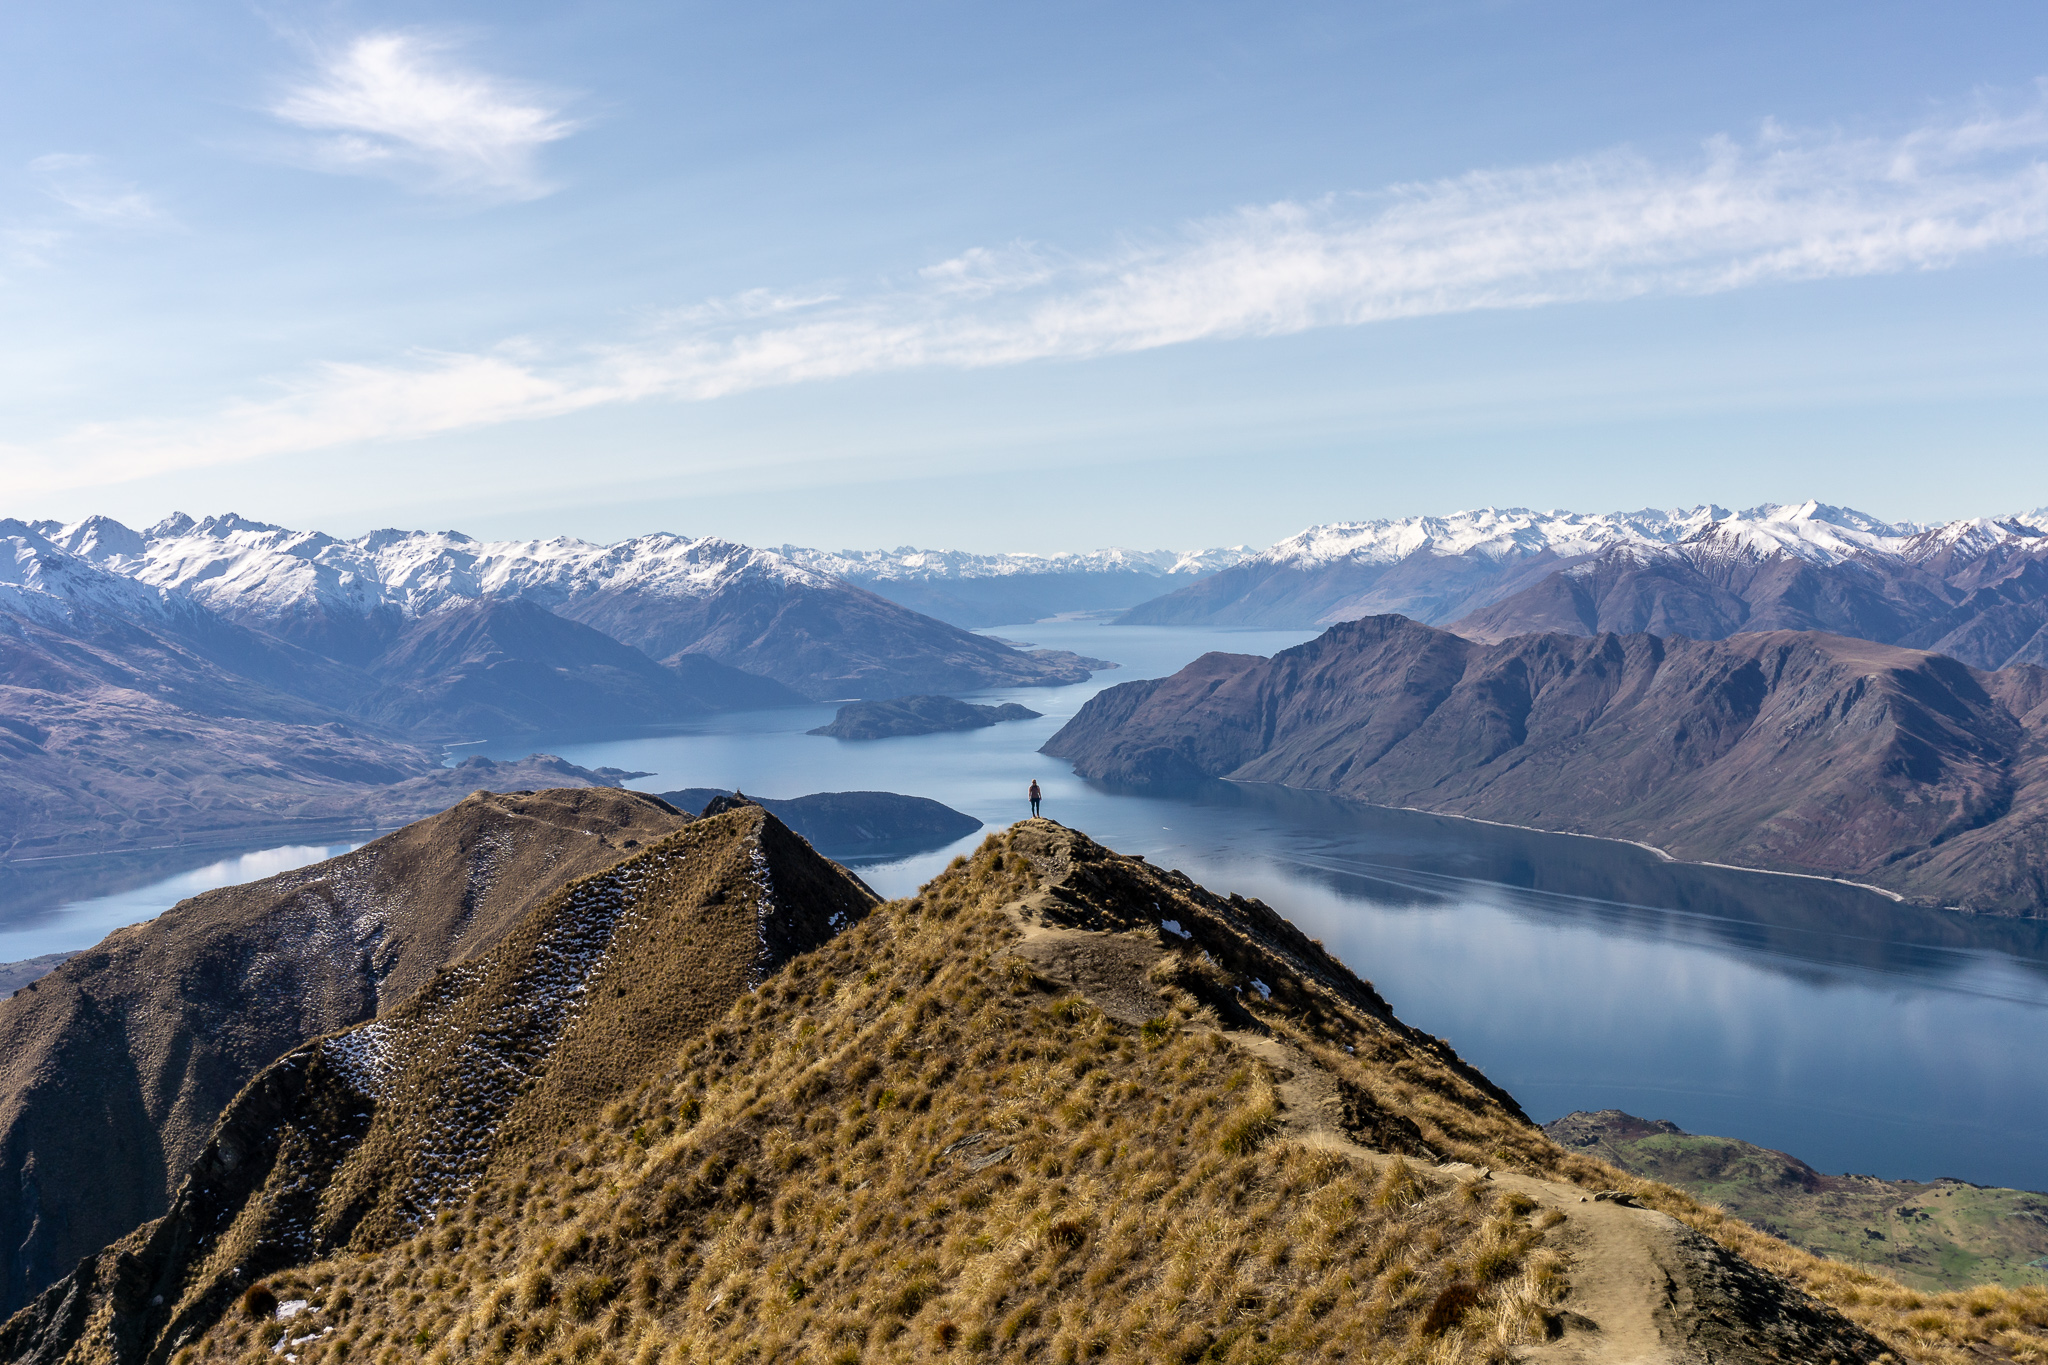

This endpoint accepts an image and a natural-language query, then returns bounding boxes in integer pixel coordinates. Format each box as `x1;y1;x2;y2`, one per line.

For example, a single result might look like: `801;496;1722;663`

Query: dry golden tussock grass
161;825;2047;1364
170;831;1565;1365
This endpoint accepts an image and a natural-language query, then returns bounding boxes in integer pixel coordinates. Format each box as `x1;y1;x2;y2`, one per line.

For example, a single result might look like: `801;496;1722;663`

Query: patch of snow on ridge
323;1022;399;1099
1676;500;1922;565
746;840;780;988
0;519;208;632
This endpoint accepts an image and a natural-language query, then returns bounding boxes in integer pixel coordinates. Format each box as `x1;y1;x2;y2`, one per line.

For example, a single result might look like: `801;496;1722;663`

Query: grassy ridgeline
19;818;2048;1364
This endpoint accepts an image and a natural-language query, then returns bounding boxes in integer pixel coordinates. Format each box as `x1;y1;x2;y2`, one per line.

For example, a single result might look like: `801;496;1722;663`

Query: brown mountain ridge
0;788;692;1318
1043;615;2048;914
13;809;2045;1363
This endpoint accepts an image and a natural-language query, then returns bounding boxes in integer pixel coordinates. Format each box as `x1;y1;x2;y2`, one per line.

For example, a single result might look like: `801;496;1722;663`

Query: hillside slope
3;818;1957;1365
1043;616;2048;913
1452;519;2048;671
353;599;796;739
0;788;690;1317
1117;503;2048;673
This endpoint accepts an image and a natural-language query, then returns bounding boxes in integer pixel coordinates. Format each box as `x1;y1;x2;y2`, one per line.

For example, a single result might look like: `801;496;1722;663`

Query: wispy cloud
12;91;2048;492
30;154;164;226
271;32;577;200
1;154;165;278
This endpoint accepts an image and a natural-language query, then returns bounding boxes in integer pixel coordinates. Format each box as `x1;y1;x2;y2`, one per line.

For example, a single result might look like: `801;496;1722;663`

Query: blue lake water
9;618;2047;1192
452;619;2048;1193
0;840;364;962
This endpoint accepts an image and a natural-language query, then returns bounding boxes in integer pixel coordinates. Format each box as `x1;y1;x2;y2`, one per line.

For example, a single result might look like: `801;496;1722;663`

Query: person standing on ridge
1028;780;1042;817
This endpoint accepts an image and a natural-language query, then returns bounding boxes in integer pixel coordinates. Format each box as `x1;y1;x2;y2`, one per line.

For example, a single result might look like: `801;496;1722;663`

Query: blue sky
5;1;2048;550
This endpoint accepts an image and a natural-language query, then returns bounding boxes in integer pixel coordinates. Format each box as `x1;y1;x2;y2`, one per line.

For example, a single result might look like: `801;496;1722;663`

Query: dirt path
996;858;1887;1364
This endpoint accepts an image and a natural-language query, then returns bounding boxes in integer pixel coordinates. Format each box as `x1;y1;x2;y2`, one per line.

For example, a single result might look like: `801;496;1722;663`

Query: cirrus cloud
12;89;2048;494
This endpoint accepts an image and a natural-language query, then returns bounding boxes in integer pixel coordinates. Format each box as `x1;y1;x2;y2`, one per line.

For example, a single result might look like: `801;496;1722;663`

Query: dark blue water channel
9;620;2046;1191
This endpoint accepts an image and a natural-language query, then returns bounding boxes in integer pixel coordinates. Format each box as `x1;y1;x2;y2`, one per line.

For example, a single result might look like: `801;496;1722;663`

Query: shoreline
1239;780;1918;907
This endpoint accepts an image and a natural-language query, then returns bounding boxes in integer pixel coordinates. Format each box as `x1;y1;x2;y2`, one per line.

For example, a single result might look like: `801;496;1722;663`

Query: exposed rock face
0;789;690;1316
0;804;873;1365
807;694;1041;739
657;788;982;857
1043;615;2048;913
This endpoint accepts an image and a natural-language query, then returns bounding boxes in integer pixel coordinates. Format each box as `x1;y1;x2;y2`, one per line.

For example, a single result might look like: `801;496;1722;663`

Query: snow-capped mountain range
1252;500;2048;571
13;512;1244;630
33;513;840;632
1123;500;2048;670
785;544;1249;582
14;499;2048;655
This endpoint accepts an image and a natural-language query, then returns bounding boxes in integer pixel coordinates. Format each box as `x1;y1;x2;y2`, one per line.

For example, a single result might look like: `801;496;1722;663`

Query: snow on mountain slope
105;514;834;630
34;513;1105;697
784;544;1250;581
0;519;203;633
1259;506;1720;568
1112;502;2043;630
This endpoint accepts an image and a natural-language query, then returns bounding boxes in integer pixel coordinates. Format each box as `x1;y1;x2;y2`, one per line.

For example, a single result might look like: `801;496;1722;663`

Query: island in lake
808;694;1042;740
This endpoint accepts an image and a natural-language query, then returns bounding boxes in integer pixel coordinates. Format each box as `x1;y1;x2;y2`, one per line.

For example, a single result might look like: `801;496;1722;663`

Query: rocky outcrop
1044;615;2048;913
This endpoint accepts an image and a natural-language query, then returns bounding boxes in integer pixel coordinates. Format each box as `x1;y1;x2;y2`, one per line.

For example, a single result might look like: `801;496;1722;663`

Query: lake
11;618;2048;1191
